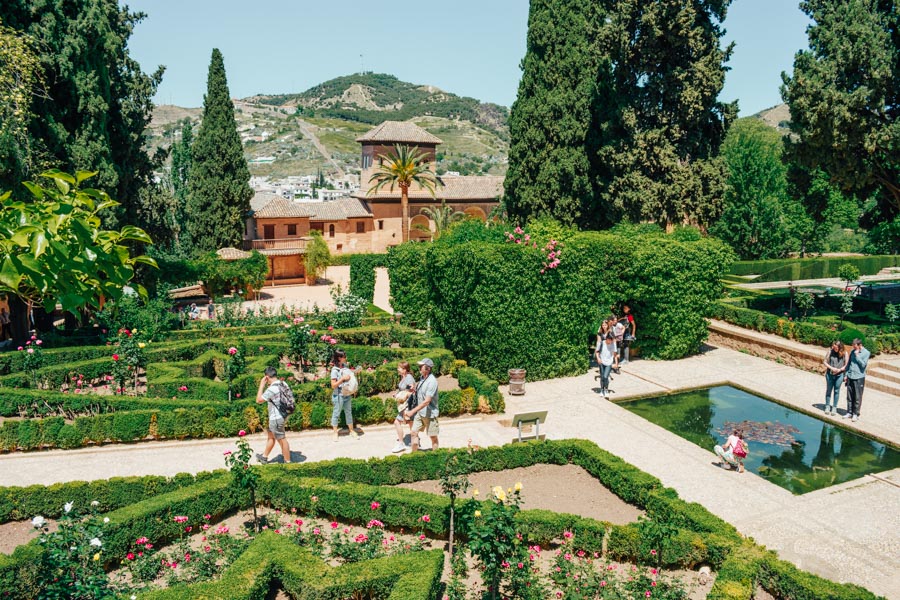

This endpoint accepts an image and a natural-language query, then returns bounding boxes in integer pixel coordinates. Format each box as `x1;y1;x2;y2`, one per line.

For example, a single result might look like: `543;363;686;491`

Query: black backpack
274;381;296;418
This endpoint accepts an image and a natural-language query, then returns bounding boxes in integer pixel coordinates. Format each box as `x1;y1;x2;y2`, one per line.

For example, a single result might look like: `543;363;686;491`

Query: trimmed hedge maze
0;440;882;600
0;324;504;452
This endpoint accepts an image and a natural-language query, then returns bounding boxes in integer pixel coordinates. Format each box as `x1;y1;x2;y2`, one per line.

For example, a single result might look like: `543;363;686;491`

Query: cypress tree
170;119;194;249
504;0;611;228
187;49;252;252
597;0;736;230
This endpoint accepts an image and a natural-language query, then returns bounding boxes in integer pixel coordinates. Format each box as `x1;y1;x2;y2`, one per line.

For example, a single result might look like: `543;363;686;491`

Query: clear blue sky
126;0;810;117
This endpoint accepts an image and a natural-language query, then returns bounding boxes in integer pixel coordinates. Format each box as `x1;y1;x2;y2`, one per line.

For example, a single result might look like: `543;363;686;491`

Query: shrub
349;253;388;302
305;230;331;284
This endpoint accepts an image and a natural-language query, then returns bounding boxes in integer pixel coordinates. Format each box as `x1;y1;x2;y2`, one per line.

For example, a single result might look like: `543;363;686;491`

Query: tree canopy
186;49;252;252
781;0;899;216
0;0;164;229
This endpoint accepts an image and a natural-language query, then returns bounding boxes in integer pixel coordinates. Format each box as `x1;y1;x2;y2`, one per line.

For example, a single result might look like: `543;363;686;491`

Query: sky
126;0;810;117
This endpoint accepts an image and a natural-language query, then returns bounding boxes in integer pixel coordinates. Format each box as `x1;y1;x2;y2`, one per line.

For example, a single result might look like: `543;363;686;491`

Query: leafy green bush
387;243;431;326
349;253;388;301
198;251;269;296
729;255;900;282
305;230;331;284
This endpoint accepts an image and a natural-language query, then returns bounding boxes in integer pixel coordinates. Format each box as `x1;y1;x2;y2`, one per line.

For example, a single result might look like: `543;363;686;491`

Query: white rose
103;517;110;523
31;516;45;528
89;538;102;548
64;502;74;513
91;501;99;507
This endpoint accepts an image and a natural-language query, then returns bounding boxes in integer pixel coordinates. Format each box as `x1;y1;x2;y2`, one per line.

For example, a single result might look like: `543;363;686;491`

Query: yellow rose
492;485;503;498
472;489;479;497
497;491;506;502
138;342;146;349
474;510;482;517
132;329;138;334
93;553;100;561
514;482;522;492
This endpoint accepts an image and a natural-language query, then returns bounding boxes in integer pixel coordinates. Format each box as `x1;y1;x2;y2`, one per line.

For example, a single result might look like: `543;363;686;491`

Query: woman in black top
822;340;848;416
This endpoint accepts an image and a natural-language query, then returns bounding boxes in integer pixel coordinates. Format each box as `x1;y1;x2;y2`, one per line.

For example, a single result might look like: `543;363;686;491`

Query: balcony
242;237;310;251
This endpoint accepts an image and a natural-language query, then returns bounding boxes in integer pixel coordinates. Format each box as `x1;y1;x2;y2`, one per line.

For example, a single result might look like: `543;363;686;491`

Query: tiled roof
253;195;314;219
250;191;282;212
258;248;305;256
216;247;252;260
356;121;443;145
357;175;504;201
307;197;373;221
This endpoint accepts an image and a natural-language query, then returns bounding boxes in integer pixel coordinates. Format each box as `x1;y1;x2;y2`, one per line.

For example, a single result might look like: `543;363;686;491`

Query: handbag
733;439;748;459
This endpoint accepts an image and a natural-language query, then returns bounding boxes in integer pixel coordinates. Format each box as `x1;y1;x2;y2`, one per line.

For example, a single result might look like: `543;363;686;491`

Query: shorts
269;417;286;440
412;413;440;436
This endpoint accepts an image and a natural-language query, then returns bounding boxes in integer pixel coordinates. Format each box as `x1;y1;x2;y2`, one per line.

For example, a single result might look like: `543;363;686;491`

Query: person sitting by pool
714;429;747;473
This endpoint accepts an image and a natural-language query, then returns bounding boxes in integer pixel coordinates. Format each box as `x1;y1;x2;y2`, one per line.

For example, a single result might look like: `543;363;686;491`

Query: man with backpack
256;366;293;464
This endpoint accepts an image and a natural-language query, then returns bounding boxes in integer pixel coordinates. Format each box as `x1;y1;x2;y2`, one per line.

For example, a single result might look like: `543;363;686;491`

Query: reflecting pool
619;385;900;494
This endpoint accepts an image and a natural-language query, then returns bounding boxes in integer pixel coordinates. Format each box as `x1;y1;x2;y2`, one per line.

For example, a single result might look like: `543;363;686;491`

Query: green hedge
0;440;883;600
416;233;732;381
712;302;900;354
349;253;388;302
387;243;432;326
730;255;900;282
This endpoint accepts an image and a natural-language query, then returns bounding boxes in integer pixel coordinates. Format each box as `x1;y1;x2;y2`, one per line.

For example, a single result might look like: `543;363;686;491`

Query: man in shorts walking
255;366;292;463
406;358;440;452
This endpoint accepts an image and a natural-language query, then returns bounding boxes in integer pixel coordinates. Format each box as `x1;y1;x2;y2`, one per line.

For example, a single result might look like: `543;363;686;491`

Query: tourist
822;340;848;415
189;303;200;320
391;361;416;453
330;350;358;440
255;366;292;464
594;324;618;399
619;304;636;364
714;429;746;473
0;307;10;341
406;358;439;452
207;300;216;320
844;338;870;422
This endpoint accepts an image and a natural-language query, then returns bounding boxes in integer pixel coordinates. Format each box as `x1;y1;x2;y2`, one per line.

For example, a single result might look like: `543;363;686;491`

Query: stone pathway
0;345;897;597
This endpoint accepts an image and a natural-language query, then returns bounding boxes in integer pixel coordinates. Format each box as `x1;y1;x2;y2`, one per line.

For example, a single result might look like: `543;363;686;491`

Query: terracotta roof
356;121;443;145
168;284;206;299
216;248;252;260
307;197;373;221
357;175;504;201
253;195;314;219
258;248;305;256
250;191;282;212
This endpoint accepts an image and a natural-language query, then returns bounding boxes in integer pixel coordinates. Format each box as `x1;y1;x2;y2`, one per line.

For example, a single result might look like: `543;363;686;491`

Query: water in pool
620;385;900;494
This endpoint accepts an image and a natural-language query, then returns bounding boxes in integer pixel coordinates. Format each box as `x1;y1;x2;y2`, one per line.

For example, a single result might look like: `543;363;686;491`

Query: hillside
148;74;509;179
752;103;791;133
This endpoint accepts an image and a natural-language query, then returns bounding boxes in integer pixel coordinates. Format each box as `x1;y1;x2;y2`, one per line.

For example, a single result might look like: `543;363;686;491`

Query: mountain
752;103;791;133
148;73;510;180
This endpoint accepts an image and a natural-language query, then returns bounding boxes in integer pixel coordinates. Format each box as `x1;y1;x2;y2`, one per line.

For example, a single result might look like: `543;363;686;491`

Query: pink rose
238;430;246;437
370;501;380;510
27;348;33;354
35;340;42;346
228;347;237;355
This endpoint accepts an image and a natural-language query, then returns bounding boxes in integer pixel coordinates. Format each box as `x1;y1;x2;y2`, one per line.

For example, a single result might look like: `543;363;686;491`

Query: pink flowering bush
20;335;44;387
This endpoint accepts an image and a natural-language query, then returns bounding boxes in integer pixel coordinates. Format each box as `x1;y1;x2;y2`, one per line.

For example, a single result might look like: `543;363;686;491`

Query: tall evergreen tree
781;0;899;218
187;49;252;252
0;0;163;228
504;0;610;228
170;119;194;248
597;0;736;230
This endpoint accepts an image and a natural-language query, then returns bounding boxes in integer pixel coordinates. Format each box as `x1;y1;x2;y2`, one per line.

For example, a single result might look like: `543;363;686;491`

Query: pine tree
597;0;736;230
781;0;899;218
187;49;252;252
504;0;611;228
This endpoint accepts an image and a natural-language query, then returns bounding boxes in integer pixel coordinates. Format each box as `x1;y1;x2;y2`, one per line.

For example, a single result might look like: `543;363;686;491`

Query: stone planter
508;368;526;395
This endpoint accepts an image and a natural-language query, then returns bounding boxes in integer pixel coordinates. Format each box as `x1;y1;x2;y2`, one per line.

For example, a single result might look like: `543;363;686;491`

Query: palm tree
367;144;439;242
413;200;467;240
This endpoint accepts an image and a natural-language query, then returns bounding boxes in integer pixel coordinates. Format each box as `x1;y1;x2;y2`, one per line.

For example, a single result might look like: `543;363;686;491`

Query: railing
242;237;310;251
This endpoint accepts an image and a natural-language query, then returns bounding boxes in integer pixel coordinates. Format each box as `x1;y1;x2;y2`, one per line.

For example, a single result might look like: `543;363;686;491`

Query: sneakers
852;415;859;422
842;411;851;419
391;442;406;453
255;453;268;465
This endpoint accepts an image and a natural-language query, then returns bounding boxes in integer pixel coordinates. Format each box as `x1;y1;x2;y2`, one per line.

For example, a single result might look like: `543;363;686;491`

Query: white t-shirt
596;338;618;366
262;381;285;421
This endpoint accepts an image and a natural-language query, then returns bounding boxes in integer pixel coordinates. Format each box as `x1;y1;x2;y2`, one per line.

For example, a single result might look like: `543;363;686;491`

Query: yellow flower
474;510;482;517
132;329;138;334
138;342;146;349
514;482;522;492
472;489;479;497
507;487;512;495
93;553;100;561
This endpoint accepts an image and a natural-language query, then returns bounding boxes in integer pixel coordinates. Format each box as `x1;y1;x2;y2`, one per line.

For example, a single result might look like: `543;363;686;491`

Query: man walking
256;366;292;463
406;358;439;452
844;338;870;422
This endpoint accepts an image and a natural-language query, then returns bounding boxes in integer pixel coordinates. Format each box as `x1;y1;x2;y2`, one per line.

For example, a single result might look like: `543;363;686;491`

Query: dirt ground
0;517;57;554
397;463;644;526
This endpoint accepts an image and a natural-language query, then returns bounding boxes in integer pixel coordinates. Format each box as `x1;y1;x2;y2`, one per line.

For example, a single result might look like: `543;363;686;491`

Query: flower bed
0;440;881;600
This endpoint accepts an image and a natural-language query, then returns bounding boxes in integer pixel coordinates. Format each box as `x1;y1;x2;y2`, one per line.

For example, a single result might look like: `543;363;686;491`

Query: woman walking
330;350;358;441
391;361;416;453
822;340;848;416
594;323;618;399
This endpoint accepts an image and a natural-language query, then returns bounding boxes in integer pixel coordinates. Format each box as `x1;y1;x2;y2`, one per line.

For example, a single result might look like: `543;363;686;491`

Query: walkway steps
869;358;900;396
